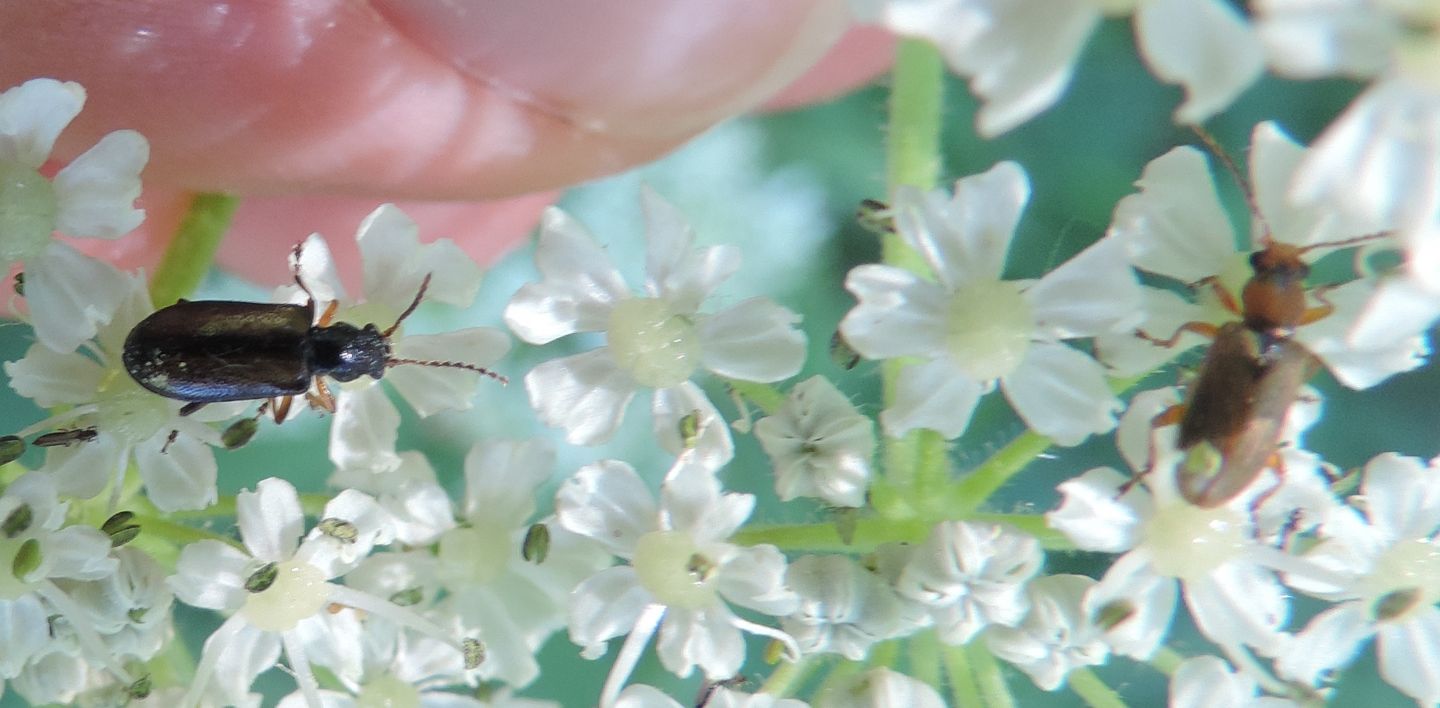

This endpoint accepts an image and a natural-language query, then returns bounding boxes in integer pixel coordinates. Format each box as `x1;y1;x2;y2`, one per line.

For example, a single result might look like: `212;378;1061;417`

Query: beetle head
312;322;389;382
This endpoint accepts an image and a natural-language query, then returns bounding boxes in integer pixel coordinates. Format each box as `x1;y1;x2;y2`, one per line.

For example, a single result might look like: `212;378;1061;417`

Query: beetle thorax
308;322;389;382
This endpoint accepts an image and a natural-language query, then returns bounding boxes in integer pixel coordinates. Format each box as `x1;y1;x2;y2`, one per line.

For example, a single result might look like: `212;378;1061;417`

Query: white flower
892;519;1042;644
555;457;798;706
431;439;610;688
840;162;1140;445
0;472;118;682
169;478;471;708
0;78;148;352
504;187;806;447
1100;121;1426;389
754;376;874;507
879;0;1263;136
5;268;234;511
814;668;945;708
782;555;927;660
985;574;1109;691
1257;1;1440;240
1274;453;1440;704
1047;390;1297;660
285;205;509;473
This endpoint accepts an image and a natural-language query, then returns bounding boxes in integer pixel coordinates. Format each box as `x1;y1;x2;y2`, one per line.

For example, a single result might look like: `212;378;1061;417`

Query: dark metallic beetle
122;253;503;415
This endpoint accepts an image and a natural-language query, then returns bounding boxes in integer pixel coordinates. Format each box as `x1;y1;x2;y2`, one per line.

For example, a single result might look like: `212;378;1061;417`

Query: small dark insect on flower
33;428;98;447
122;243;505;420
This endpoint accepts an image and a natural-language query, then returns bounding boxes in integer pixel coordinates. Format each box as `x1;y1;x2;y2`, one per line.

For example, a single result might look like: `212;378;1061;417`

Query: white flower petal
754;375;874;508
237;478;304;563
462;438;552;527
567;566;651;651
1028;235;1142;338
1184;561;1288;656
986;574;1108;691
1275;602;1372;687
40;432;123;500
1048;467;1146;553
895;163;1029;286
1111;146;1236;282
697;298;805;382
1342;275;1440;374
1169;656;1262;708
0;78;84;167
1295;278;1427;389
839;264;949;359
1361;453;1440;543
556;460;657;557
24;241;129;352
1135;0;1263;125
1292;79;1440;229
504;207;629;344
1116;387;1182;474
880;359;984;439
135;430;218;512
289;233;347;305
652;382;734;471
615;685;683;708
4;342;105;407
895;521;1041;644
409;237;484;307
1377;606;1440;705
662;460;753;542
1255;0;1394;78
0;595;53;678
386;327;511;416
656;605;745;679
816;667;947;708
886;0;1099;137
170;540;252;610
1087;551;1177;659
716;544;798;617
524;349;637;445
356;204;427;310
640;186;740;313
329;384;402;475
1002;341;1121;446
42;525;116;581
52;129;147;238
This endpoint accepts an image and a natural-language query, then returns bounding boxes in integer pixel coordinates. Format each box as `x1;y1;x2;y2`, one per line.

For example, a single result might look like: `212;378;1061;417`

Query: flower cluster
3;0;1440;704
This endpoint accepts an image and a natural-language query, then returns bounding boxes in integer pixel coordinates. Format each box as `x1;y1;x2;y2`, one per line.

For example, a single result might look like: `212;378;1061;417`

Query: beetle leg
291;243;317;305
317;299;339;327
266;396;295;424
1298;285;1336;326
179;402;207;417
1136;321;1220;349
307;378;337;413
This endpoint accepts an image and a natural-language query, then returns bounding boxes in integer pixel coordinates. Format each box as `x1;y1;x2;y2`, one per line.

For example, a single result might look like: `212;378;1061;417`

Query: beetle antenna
1190;125;1273;245
384;274;432;338
1296;230;1393;255
291;243;317;304
387;357;508;384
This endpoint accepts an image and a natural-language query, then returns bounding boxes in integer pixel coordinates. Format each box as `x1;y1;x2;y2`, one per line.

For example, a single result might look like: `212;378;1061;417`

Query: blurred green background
1;18;1434;707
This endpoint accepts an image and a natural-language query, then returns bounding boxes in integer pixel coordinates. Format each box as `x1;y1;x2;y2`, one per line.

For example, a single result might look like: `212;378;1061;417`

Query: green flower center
607;298;700;388
1143;502;1247;581
945;279;1033;381
632;530;718;610
0;160;57;264
436;522;512;587
357;674;422;708
240;559;329;632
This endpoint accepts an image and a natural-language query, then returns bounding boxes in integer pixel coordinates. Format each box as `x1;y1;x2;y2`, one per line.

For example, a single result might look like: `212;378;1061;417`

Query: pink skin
0;2;892;285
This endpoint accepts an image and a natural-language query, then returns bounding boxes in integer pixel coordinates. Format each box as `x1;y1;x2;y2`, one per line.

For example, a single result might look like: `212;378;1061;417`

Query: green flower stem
759;657;817;698
168;492;327;522
131;513;243;553
968;642;1016;708
909;630;942;688
727;380;786;416
868;639;901;668
732;512;1075;553
943;644;983;707
813;660;863;699
950;431;1053;516
880;39;944;493
148;193;239;306
1150;647;1186;675
1068;668;1128;708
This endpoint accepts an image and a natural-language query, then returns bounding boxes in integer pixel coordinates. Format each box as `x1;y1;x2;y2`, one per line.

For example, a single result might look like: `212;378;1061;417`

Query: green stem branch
148;193;239;306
